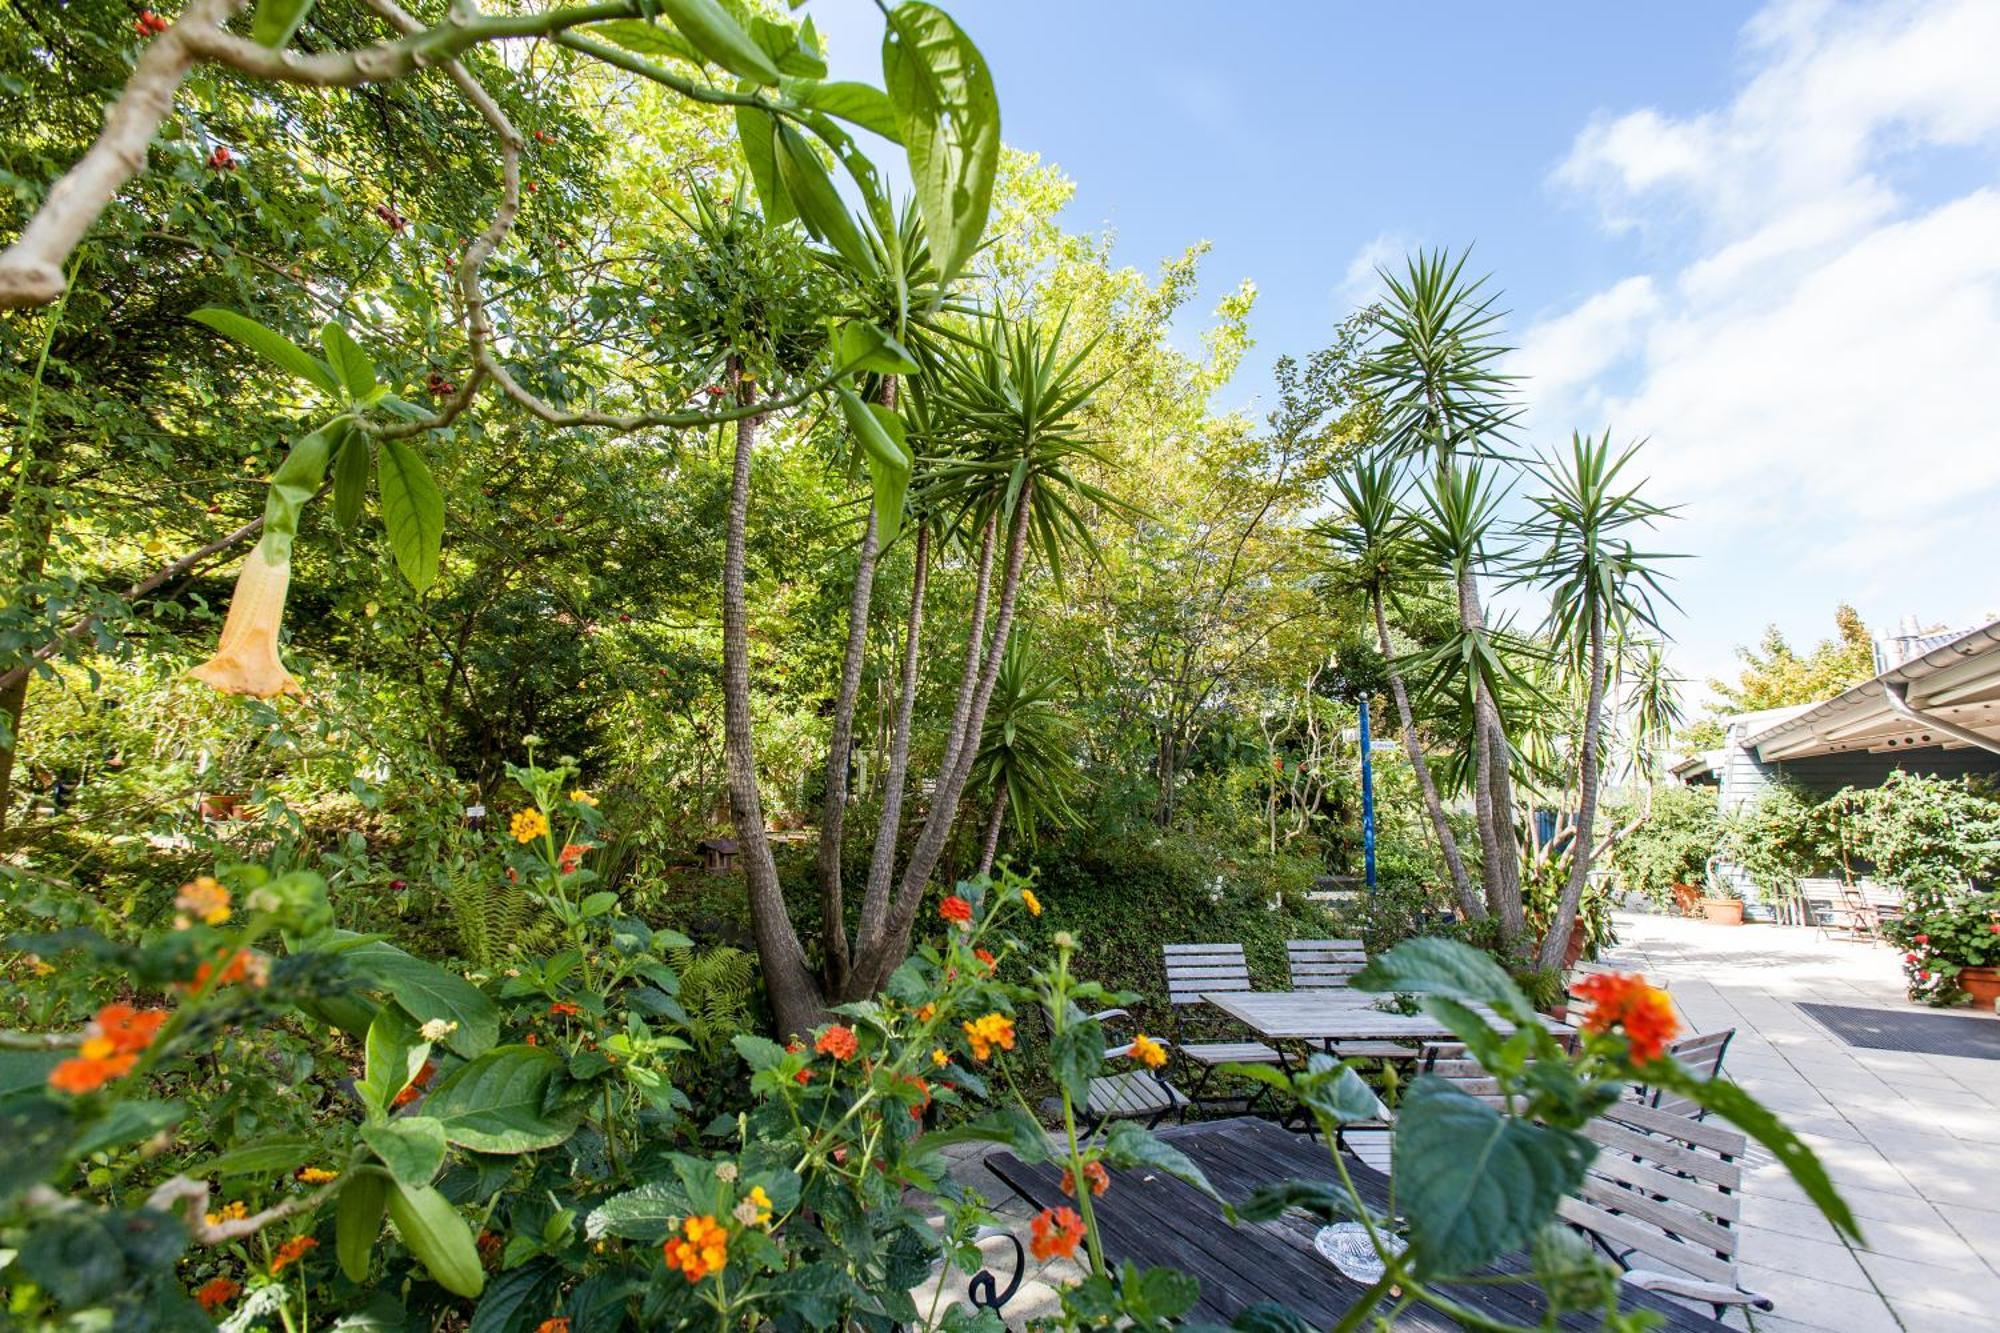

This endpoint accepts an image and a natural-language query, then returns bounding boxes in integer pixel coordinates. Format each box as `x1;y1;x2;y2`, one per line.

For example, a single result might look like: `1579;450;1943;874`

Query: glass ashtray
1313;1221;1406;1284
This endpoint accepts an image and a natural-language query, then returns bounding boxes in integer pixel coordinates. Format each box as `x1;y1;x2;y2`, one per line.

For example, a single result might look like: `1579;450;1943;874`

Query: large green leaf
657;0;779;85
1351;935;1537;1026
584;18;703;65
773;122;873;275
362;1117;447;1185
249;0;315;48
335;1171;387;1283
332;430;371;531
358;1002;428;1117
1392;1077;1594;1278
336;938;499;1058
378;440;445;592
257;419;338;561
733;104;795;225
1047;1018;1104;1106
1101;1121;1220;1203
189;308;340;396
787;79;902;142
835;387;911;545
424;1046;581;1154
385;1181;483;1298
881;2;998;283
832;320;919;375
319;322;378;402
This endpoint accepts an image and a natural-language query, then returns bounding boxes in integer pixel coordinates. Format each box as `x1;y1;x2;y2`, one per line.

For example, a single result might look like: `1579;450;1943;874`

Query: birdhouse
697;837;739;874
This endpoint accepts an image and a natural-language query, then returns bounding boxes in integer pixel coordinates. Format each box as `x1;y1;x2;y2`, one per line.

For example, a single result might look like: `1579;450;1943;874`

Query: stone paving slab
1605;911;2000;1331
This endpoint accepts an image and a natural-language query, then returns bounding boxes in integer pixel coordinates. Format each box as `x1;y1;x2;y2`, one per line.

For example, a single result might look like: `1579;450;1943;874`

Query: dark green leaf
18;1211;125;1308
190;1138;316;1178
378;440;444;592
913;1105;1047;1161
71;1099;184;1157
385;1180;483;1297
335;938;498;1057
835;386;910;544
1295;1054;1386;1127
336;1171;387;1282
424;1046;582;1154
1352;935;1537;1026
1228;1302;1320;1333
833;320;919;374
1228;1178;1355;1224
1101;1120;1221;1202
359;1002;426;1117
1047;1018;1105;1106
774;122;874;274
332;429;370;530
585;1178;691;1242
1392;1076;1594;1278
733;105;795;225
319;322;378;401
731;1033;787;1071
468;1258;564;1333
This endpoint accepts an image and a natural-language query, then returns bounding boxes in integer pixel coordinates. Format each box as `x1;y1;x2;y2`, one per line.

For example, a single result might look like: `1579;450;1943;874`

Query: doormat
1797;1002;2000;1061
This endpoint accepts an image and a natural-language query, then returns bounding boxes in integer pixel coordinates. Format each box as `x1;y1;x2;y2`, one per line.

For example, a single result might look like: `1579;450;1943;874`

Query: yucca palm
969;635;1082;873
1519;432;1678;968
1319;455;1481;919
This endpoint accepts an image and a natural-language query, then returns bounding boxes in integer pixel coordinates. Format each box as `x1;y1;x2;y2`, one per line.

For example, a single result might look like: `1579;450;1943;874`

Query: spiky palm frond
969;635;1082;847
1357;248;1522;465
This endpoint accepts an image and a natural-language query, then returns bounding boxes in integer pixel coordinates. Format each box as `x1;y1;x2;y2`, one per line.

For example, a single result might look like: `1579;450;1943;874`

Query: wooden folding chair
1560;1099;1773;1318
1285;939;1416;1061
1161;943;1281;1115
1039;1000;1191;1133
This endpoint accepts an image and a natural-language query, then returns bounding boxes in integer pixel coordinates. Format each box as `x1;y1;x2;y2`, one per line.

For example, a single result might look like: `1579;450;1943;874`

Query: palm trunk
854;502;1031;997
1456;560;1526;942
719;377;821;1036
976;797;1005;876
858;525;929;916
1538;599;1609;970
850;514;992;985
813;508;879;995
1373;591;1481;920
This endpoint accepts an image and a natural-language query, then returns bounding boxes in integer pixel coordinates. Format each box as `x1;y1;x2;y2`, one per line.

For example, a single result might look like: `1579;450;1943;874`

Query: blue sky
818;1;2000;699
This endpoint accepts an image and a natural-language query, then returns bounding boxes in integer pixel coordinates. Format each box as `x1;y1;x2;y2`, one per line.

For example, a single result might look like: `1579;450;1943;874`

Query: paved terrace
919;913;2000;1329
1605;911;2000;1332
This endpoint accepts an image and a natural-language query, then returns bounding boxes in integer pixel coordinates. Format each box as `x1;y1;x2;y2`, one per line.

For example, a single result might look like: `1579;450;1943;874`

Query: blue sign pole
1358;695;1377;889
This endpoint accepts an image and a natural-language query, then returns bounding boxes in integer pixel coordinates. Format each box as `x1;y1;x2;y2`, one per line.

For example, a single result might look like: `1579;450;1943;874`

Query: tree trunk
976;797;1005;876
849;515;992;990
1373;591;1482;920
813;507;879;995
852;503;1031;997
1456;560;1526;942
0;427;65;832
719;378;821;1036
1538;598;1610;970
858;526;929;903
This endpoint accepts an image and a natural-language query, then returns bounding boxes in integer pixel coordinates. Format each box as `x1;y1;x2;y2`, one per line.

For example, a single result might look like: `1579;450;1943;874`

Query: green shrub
1610;786;1721;906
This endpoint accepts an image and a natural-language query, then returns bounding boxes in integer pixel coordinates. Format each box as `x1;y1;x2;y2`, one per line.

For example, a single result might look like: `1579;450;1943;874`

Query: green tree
1710;603;1877;712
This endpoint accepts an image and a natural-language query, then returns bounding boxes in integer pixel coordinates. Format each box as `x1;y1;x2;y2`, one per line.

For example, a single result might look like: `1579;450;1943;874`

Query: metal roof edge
1741;618;2000;752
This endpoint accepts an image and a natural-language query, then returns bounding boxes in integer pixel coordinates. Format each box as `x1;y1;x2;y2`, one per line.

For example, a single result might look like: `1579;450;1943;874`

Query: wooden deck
984;1116;1728;1331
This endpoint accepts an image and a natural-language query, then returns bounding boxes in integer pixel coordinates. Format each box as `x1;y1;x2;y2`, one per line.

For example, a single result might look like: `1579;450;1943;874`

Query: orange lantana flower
269;1235;317;1275
185;949;266;992
535;1320;571;1333
1029;1205;1086;1261
48;1003;168;1094
175;875;232;927
194;1276;241;1313
1061;1160;1111;1198
938;895;972;927
815;1024;858;1062
663;1214;729;1281
558;842;590;874
1127;1033;1168;1069
1573;971;1681;1065
392;1060;437;1108
961;1013;1015;1062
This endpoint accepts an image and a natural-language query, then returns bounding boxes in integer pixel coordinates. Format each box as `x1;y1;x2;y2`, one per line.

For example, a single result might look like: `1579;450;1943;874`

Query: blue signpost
1358;695;1377;889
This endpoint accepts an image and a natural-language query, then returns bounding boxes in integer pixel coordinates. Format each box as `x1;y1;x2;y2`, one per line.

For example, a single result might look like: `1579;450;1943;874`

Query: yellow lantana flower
510;808;549;843
1020;889;1042;917
570;789;597;807
174;876;232;928
1128;1033;1168;1069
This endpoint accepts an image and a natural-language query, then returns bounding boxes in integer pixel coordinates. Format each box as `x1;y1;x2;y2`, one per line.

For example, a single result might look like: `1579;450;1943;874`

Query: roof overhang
1741;620;2000;763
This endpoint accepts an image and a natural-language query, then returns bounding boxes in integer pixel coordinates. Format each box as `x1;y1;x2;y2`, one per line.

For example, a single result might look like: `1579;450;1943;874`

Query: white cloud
1337;232;1414;307
1527;0;2000;677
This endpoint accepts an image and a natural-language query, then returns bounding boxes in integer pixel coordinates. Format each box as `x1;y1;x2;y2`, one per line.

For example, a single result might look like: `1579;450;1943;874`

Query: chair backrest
1162;943;1252;1010
1286;938;1367;990
1637;1029;1733;1117
1419;1042;1505;1108
1559;1099;1748;1288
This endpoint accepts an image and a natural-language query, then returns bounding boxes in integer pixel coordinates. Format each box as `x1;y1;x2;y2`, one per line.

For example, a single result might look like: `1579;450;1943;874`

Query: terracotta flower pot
1958;966;2000;1010
1700;897;1744;926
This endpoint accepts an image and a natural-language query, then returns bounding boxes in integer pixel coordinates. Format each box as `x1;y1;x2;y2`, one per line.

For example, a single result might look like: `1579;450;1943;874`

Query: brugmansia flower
174;876;232;927
193;1277;240;1313
1127;1033;1168;1069
48;1003;168;1093
663;1215;729;1281
961;1013;1015;1062
510;808;549;843
1573;971;1680;1065
1029;1205;1086;1261
269;1235;317;1275
188;538;304;698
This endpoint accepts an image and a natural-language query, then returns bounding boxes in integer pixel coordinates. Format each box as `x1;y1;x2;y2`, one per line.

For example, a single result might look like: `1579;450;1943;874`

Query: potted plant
1883;882;2000;1008
1697;882;1745;926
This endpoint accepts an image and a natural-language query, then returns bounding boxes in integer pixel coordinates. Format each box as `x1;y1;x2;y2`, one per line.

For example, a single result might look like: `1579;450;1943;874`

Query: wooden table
1206;988;1575;1046
985;1117;1728;1331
